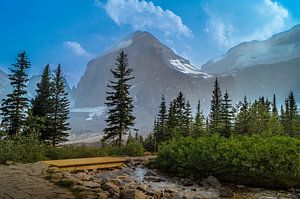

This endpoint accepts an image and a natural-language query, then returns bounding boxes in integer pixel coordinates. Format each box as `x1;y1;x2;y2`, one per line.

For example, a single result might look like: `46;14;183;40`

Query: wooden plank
57;162;123;171
43;157;126;167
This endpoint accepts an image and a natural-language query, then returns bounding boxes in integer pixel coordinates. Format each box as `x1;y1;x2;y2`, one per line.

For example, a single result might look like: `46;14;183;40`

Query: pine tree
284;91;299;137
156;95;168;143
234;96;251;135
103;51;136;147
48;64;70;146
0;51;30;136
209;78;223;134
272;94;278;115
183;100;193;136
192;100;205;137
220;90;233;137
174;92;186;133
31;64;52;141
166;101;177;138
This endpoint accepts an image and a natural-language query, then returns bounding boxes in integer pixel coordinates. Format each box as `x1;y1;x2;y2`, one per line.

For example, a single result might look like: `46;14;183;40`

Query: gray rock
75;172;93;181
101;182;119;191
205;176;222;188
83;181;100;189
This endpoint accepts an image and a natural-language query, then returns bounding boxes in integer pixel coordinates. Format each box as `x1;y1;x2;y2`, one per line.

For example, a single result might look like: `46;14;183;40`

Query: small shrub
154;135;300;188
0;135;46;164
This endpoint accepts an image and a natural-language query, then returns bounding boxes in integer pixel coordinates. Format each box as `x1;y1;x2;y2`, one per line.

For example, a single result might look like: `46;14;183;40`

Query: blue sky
0;0;299;86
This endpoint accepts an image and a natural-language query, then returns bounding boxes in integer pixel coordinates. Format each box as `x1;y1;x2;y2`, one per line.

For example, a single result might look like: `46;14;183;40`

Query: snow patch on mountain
71;106;106;121
169;59;211;78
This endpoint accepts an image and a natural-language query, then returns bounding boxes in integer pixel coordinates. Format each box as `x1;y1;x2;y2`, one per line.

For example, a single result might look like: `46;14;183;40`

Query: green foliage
47;64;70;146
209;78;223;134
154;135;300;188
192;100;205;138
0;51;30;136
103;51;136;147
31;64;52;142
0;135;45;163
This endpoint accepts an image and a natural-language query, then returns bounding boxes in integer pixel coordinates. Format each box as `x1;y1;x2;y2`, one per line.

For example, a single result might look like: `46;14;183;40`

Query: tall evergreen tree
166;101;177;138
31;64;52;141
209;78;223;134
174;92;186;133
48;65;70;146
0;51;30;136
234;96;251;135
103;51;136;147
220;90;233;137
192;100;205;137
156;95;168;143
284;91;299;137
272;94;278;115
183;100;193;136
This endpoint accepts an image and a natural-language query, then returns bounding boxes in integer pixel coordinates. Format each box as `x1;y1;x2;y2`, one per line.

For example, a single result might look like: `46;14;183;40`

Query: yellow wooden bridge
42;157;127;171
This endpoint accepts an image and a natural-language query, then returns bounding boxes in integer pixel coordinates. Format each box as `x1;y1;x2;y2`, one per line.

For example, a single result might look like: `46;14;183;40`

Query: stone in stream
205;175;222;188
75;172;93;181
82;181;101;188
101;181;120;191
122;189;148;199
219;187;234;197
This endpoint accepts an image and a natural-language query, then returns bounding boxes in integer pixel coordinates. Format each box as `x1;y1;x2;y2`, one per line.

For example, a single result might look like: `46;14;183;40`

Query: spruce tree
272;94;278;115
48;64;70;146
174;92;186;133
156;95;168;143
103;51;136;147
192;100;205;137
0;51;30;136
220;90;233;137
209;78;223;134
234;96;250;135
31;64;52;141
166;101;177;138
183;100;193;136
284;91;299;137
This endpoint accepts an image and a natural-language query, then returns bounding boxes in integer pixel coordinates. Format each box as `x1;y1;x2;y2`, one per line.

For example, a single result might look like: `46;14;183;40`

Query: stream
130;165;299;199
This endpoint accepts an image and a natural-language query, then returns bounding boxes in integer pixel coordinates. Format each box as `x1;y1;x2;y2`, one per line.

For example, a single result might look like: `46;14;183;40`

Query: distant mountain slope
73;31;233;135
202;25;300;75
202;25;300;103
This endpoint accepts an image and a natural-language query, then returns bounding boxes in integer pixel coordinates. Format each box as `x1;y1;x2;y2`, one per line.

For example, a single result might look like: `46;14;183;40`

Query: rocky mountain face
202;25;300;103
72;31;234;136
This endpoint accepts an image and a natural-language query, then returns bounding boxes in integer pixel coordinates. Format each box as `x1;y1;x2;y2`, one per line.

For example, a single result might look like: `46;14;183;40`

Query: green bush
0;136;145;164
93;141;144;157
154;135;300;188
0;135;46;164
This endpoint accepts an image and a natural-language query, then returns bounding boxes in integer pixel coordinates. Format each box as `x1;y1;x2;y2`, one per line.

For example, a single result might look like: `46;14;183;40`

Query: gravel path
0;162;75;199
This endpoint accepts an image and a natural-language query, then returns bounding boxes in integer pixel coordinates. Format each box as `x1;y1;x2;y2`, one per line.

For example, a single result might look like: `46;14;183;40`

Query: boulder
83;181;100;189
205;176;222;188
101;182;119;191
219;187;233;198
122;189;148;199
75;172;93;181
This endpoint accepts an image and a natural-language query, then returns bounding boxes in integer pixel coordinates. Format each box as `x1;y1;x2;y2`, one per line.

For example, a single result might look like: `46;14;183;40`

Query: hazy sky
0;0;299;86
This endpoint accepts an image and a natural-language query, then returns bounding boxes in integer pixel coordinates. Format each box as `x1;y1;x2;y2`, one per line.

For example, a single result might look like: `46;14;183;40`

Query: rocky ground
45;158;300;199
0;162;75;199
1;158;299;199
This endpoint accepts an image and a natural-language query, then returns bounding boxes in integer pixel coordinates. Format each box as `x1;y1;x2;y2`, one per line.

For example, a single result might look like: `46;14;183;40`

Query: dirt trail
0;162;75;199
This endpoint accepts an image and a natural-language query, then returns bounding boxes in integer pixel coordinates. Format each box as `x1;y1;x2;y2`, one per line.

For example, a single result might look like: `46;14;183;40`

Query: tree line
0;51;70;146
144;78;299;151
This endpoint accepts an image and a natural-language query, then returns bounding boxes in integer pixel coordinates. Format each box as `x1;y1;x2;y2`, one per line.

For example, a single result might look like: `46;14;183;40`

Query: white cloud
103;0;192;37
204;0;290;49
63;41;93;57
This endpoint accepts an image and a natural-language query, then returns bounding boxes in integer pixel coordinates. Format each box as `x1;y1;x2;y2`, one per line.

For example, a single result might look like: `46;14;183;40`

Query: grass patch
0;136;144;164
